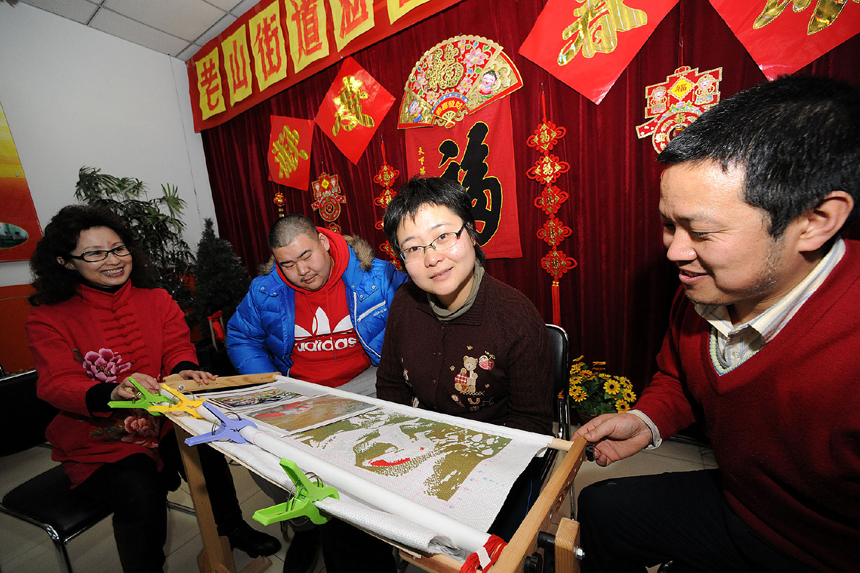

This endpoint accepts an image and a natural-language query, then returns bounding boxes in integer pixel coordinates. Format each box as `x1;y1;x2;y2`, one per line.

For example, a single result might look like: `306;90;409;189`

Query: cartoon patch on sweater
454;355;480;394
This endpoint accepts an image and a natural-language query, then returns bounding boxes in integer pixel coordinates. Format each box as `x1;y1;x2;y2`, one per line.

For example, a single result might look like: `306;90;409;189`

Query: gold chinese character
754;0;858;35
272;126;308;178
558;0;648;65
332;75;374;136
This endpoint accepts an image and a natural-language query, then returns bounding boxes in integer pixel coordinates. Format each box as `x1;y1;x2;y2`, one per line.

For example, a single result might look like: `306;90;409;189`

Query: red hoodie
278;229;370;387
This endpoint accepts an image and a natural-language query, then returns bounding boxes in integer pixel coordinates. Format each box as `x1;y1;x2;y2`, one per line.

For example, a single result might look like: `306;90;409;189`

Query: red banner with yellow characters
518;0;679;105
268;116;314;190
710;0;860;80
188;0;464;132
314;58;395;165
404;98;522;259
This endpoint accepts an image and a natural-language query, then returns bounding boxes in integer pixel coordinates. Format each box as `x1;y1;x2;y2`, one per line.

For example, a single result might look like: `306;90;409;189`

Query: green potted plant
74;167;195;310
566;356;637;422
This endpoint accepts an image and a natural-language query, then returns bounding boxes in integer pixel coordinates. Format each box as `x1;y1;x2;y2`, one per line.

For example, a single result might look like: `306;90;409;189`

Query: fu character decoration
636;66;723;154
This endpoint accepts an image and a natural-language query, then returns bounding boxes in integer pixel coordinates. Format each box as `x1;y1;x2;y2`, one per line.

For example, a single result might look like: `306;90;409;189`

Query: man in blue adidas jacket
227;214;407;390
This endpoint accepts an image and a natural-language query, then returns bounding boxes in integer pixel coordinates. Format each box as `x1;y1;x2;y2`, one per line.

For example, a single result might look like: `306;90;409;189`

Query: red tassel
552;279;561;326
459;535;507;572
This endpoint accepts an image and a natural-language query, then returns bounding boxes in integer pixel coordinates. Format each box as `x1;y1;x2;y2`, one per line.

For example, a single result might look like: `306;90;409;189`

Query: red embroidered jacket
25;282;197;487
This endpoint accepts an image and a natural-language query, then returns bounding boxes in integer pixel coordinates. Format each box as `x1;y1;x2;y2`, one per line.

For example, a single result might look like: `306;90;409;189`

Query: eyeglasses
399;225;466;262
67;245;131;263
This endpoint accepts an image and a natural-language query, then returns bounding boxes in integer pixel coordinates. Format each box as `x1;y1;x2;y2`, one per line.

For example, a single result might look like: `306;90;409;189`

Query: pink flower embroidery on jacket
122;413;162;448
82;348;132;383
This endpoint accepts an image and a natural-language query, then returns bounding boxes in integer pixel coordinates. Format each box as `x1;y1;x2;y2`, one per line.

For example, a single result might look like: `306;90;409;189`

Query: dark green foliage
191;218;251;338
74;167;195;310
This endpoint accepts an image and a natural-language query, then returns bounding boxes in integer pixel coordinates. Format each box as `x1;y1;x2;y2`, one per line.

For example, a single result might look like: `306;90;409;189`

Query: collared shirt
633;237;845;447
696;237;845;374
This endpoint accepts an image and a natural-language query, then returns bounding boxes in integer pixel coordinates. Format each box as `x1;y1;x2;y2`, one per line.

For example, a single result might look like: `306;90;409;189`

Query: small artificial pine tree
191;218;251;343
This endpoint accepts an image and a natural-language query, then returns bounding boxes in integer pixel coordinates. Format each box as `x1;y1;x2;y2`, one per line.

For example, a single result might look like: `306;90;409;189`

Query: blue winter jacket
226;236;408;375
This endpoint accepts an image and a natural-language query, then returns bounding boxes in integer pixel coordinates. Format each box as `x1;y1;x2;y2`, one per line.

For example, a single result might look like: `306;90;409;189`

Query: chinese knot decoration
311;172;346;233
526;91;577;325
636;66;723;153
372;142;402;270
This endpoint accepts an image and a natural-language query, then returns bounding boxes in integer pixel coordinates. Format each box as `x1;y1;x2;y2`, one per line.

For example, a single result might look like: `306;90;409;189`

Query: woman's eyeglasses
67;245;131;263
399;225;466;262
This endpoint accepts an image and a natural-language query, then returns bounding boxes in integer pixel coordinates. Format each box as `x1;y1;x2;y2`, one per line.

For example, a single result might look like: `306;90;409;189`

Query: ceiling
15;0;260;61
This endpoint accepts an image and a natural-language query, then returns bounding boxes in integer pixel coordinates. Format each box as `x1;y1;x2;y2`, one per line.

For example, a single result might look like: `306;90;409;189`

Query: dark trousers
319;456;544;573
577;469;820;573
75;429;243;573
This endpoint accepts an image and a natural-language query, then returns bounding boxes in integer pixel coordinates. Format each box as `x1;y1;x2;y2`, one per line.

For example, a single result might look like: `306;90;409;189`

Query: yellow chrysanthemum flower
571;388;588;403
598;373;612;379
603;380;620;395
622;389;636;402
581;370;596;380
615;400;630;413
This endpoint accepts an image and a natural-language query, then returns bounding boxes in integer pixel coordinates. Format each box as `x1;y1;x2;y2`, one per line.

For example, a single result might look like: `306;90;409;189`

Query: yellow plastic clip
148;384;206;418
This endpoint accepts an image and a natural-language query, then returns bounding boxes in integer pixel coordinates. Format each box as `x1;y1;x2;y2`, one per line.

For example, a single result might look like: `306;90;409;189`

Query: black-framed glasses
399;225;466;262
67;245;131;263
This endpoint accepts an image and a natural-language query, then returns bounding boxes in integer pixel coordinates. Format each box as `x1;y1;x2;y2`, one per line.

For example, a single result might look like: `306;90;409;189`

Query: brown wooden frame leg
175;426;272;573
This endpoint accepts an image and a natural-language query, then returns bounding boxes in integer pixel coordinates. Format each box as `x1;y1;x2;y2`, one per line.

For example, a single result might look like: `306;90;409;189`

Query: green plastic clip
107;378;171;416
148;384;206;418
253;459;339;526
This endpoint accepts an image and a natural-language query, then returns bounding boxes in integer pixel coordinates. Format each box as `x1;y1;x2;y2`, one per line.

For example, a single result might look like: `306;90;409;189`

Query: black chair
0;370;112;573
0;370;196;573
546;324;571;443
540;325;572;493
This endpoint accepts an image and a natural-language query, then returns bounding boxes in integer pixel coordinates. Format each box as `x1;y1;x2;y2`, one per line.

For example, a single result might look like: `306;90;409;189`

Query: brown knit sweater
376;274;553;435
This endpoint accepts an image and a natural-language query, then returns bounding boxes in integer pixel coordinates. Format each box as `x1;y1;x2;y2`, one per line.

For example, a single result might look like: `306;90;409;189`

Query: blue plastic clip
184;402;257;446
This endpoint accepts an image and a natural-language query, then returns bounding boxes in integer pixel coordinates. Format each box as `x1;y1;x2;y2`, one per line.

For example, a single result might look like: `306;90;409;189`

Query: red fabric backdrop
201;0;860;395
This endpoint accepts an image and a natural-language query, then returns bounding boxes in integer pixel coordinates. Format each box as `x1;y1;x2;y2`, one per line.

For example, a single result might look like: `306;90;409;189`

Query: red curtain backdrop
201;0;860;396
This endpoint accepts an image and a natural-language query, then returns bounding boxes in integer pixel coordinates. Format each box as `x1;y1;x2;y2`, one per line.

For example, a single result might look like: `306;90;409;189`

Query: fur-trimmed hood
344;234;375;272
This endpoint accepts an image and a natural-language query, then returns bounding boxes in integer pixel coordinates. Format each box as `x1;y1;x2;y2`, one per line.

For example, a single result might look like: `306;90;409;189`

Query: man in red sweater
574;76;860;573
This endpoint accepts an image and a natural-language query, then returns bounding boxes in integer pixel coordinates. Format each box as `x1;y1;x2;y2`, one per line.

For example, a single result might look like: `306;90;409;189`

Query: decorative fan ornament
526;90;576;325
311;172;346;233
397;35;523;129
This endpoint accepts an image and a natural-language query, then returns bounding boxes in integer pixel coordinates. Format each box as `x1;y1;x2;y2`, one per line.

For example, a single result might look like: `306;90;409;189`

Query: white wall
0;2;217;287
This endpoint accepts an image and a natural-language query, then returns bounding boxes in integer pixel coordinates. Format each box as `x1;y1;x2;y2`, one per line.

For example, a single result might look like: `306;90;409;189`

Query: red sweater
25;282;197;487
637;240;860;573
285;229;370;386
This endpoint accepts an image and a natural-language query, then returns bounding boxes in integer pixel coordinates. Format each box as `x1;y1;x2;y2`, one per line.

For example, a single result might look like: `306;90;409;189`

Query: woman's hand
178;370;218;385
111;372;160;401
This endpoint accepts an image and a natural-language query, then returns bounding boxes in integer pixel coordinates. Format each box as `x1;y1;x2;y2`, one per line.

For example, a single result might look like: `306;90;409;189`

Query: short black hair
268;214;319;250
383;176;486;264
659;75;860;238
29;204;157;306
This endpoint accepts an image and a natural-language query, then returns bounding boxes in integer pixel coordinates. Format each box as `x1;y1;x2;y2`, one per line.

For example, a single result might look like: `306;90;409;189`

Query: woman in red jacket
25;205;280;572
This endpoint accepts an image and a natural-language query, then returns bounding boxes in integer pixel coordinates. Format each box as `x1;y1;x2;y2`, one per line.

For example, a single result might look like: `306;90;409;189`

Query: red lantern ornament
273;191;286;218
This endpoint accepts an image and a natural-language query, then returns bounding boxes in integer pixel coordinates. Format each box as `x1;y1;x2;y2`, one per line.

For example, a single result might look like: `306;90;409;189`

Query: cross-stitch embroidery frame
163;373;586;573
